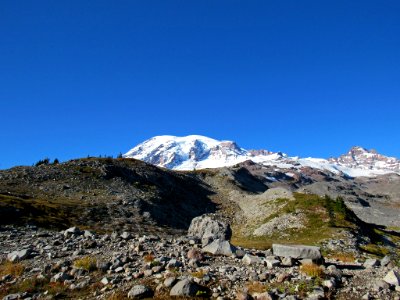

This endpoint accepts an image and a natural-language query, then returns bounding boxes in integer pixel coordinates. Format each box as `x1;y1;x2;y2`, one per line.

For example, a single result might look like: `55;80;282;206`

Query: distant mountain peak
124;135;400;177
329;146;399;173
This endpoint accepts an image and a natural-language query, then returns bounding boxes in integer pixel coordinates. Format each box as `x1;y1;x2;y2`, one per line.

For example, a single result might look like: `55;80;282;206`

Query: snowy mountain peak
124;135;400;177
123;135;248;170
328;146;400;173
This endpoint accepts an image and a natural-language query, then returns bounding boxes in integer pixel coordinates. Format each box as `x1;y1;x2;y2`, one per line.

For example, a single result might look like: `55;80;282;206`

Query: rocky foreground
1;216;400;300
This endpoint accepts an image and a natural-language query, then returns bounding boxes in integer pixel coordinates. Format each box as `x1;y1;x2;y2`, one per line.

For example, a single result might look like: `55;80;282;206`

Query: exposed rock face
187;214;232;246
272;244;321;260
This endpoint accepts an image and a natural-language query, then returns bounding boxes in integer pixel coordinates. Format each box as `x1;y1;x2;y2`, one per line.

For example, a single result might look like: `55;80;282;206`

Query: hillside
1;157;400;300
0;158;216;234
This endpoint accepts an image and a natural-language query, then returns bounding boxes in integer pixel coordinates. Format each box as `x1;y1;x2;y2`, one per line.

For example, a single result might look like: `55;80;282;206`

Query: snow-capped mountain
124;135;400;177
124;135;251;170
328;146;400;173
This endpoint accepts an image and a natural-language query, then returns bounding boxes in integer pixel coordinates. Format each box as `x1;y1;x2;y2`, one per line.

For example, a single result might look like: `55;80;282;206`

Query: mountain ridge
124;135;400;177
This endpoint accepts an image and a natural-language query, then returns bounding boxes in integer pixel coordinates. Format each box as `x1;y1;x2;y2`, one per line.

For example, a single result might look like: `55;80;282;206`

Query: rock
202;239;237;257
188;214;232;246
276;273;290;283
64;227;82;236
83;230;94;238
166;259;182;269
264;257;280;269
127;285;153;299
97;261;111;273
363;258;380;268
381;255;392;267
236;291;253;300
254;292;272;300
121;232;132;240
7;249;31;262
307;286;325;299
272;244;321;260
242;254;262;265
235;248;246;258
281;257;294;267
2;294;21;300
361;292;372;300
373;279;390;291
100;277;109;285
383;269;400;286
326;265;342;280
164;276;177;288
323;278;336;289
51;272;71;282
170;278;203;297
187;248;204;261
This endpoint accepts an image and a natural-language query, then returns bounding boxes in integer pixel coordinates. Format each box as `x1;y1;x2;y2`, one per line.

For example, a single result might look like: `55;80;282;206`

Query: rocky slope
1;157;400;299
0;158;215;234
0;219;399;300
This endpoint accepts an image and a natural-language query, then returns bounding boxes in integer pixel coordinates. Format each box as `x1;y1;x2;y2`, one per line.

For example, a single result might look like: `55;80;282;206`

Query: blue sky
1;1;399;169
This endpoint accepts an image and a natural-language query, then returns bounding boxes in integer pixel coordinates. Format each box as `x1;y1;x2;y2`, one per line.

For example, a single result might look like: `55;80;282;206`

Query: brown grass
328;252;356;263
0;261;25;277
245;281;267;294
143;254;155;263
106;292;129;300
73;256;97;272
300;263;324;278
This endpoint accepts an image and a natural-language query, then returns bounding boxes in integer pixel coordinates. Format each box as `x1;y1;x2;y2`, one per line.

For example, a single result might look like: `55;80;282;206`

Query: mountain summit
124;135;249;170
328;146;400;172
124;135;400;177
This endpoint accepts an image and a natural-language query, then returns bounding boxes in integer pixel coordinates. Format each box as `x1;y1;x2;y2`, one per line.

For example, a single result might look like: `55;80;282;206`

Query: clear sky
1;1;399;169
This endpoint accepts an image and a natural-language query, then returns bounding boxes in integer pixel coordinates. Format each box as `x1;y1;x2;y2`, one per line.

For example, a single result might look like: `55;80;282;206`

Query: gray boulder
64;227;83;236
242;254;263;265
383;269;400;286
363;258;380;268
120;232;133;240
2;294;21;300
272;244;321;260
170;279;202;297
188;214;232;246
381;255;392;267
128;285;153;299
7;249;31;262
51;272;71;282
202;239;237;257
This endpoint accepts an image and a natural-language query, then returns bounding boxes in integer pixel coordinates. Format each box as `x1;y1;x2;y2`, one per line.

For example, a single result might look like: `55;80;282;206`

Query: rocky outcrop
187;214;232;246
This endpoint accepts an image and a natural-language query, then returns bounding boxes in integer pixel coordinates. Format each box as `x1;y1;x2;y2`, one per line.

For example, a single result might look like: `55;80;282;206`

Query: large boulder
128;285;153;299
272;244;321;260
383;269;400;286
170;279;202;297
188;214;232;246
7;249;31;262
202;239;237;257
